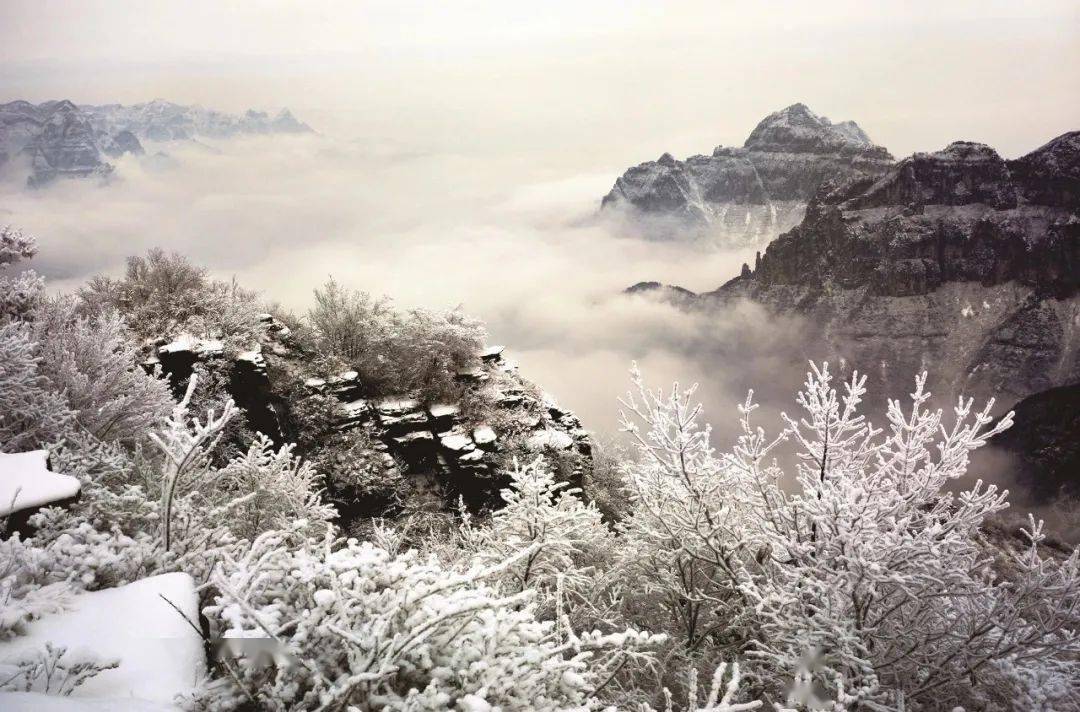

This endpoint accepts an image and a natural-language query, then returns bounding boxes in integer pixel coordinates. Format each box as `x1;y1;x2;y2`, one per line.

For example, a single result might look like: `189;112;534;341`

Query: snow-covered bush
79;249;262;345
640;663;762;712
308;278;485;401
148;378;334;561
459;456;613;602
618;363;1080;710
0;322;74;451
31;297;173;444
208;434;337;542
0;226;44;324
0;642;119;695
199;526;661;711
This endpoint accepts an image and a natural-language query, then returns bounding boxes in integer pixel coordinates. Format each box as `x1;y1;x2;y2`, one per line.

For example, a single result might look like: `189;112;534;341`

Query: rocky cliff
601;104;894;248
631;130;1079;498
0;99;311;187
701;131;1079;408
0;100;114;187
144;316;593;525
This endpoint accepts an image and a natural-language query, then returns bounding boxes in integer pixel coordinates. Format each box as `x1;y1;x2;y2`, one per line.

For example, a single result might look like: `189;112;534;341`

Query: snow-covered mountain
80;99;312;142
0;100;114;187
602;103;894;248
631;130;1080;497
0;99;312;187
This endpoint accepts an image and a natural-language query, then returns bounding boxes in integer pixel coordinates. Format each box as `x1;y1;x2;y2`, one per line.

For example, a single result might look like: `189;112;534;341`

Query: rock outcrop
0;99;312;187
602;104;894;248
145;317;593;518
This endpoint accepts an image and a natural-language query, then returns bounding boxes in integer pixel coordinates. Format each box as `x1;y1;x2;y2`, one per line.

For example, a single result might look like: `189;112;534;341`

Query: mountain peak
744;103;879;154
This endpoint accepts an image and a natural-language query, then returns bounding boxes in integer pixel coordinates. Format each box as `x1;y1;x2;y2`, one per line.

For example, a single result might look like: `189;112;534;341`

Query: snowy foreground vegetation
1;225;1079;711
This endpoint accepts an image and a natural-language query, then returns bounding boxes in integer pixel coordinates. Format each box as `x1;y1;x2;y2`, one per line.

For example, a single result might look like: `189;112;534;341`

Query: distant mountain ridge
80;99;312;142
602;103;894;248
0;99;312;187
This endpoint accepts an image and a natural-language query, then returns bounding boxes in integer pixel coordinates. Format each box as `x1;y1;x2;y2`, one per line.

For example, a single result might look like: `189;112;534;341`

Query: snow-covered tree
618;362;1080;710
79;249;262;344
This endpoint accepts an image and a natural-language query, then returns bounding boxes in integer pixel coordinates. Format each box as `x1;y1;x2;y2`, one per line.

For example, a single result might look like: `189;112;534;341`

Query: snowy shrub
148;377;334;562
79;249;262;344
0;535;74;639
0;226;44;324
618;362;1080;710
459;456;613;601
0;322;74;450
0;226;36;266
0;642;119;695
640;663;762;712
31;296;173;444
199;526;662;711
180;360;258;463
308;278;485;401
208;434;337;541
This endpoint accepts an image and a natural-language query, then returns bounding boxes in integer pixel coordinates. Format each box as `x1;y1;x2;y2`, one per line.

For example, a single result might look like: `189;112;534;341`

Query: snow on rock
156;333;199;355
439;432;475;452
479;345;505;361
526;429;575;451
0;573;205;707
428;403;460;419
472;425;497;446
0;450;80;517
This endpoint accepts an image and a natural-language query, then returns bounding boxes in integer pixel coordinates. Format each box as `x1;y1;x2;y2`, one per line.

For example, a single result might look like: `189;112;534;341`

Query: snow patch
0;451;80;517
526;430;575;451
0;573;205;706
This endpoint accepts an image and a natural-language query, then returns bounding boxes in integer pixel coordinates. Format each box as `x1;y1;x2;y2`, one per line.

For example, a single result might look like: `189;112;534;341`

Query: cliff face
978;382;1080;502
0;100;114;187
601;104;894;248
145;317;593;522
706;132;1080;410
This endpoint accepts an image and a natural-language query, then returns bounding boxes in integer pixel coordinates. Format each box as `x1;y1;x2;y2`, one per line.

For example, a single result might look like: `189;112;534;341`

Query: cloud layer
2;134;823;446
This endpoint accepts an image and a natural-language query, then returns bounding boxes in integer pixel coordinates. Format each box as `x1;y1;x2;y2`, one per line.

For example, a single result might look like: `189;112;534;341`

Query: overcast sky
3;1;1078;161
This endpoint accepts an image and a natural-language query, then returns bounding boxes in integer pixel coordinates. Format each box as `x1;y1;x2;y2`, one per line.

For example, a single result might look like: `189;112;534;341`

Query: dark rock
981;383;1080;502
102;130;145;158
728;135;1079;299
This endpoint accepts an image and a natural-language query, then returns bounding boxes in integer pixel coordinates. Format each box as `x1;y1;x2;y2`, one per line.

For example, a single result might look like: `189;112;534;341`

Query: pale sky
2;1;1078;161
